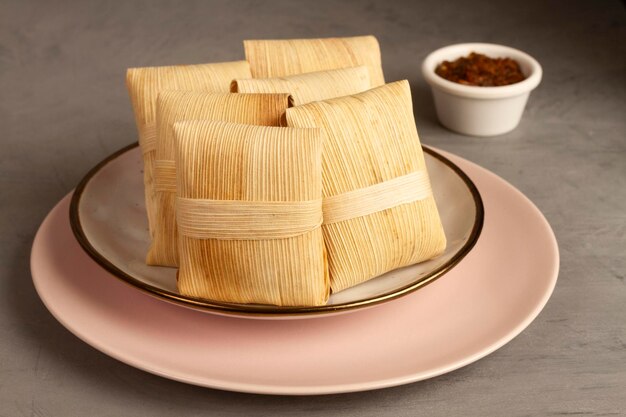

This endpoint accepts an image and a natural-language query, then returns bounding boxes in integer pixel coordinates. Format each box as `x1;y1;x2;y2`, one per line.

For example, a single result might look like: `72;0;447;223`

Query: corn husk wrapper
244;35;384;87
285;80;447;292
126;61;251;241
173;120;329;306
149;91;291;267
231;66;371;106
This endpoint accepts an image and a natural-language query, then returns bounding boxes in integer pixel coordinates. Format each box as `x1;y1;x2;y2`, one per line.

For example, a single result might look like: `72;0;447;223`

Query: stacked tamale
231;66;371;106
150;91;291;267
126;61;251;243
125;35;446;307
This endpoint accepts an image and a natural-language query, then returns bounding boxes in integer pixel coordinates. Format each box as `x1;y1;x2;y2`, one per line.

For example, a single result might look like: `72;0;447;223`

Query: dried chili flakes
435;52;526;87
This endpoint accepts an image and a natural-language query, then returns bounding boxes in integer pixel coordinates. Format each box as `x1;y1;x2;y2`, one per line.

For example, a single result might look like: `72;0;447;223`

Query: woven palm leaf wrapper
244;35;385;87
231;66;371;106
125;61;251;244
149;91;291;267
285;80;447;293
173;120;329;306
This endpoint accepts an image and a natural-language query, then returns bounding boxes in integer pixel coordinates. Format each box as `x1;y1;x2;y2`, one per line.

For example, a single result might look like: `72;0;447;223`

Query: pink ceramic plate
31;150;559;395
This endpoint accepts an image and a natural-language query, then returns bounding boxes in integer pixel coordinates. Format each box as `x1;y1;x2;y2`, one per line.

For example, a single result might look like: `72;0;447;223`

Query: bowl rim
422;42;542;99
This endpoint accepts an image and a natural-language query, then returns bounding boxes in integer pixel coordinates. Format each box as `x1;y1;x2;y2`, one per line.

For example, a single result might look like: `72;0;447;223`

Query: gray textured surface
1;0;625;415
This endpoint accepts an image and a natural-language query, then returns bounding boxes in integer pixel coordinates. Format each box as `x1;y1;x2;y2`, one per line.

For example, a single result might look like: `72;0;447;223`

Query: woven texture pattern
173;120;329;306
149;91;290;267
176;198;322;240
231;66;370;106
321;171;432;225
125;61;251;242
286;80;447;292
244;36;384;87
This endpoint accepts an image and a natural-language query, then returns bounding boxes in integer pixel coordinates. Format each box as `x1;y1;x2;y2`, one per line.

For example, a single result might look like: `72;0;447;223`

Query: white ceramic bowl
422;43;542;136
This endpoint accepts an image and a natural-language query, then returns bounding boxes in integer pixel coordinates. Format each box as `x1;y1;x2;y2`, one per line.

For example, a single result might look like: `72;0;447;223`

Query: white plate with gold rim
69;143;483;318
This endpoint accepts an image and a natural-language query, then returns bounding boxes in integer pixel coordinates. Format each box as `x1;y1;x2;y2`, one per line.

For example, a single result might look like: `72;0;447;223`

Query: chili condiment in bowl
422;43;542;137
435;52;526;87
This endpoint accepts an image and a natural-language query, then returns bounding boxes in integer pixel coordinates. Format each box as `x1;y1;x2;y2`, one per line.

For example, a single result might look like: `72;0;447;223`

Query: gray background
1;0;625;415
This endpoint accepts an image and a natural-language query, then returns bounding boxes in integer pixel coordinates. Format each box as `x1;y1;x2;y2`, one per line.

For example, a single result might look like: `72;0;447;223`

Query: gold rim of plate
69;143;484;317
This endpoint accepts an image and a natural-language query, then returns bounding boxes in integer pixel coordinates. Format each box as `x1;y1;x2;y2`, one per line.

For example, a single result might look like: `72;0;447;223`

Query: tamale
150;91;290;267
173;120;329;306
285;80;447;292
231;66;370;106
125;60;251;244
243;35;384;87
